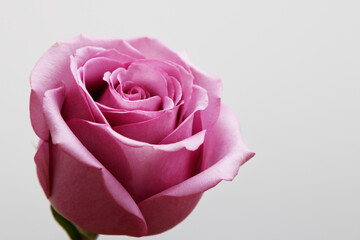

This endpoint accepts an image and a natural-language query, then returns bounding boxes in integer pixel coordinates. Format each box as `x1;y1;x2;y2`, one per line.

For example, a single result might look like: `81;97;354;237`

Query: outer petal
42;87;147;236
67;118;205;203
190;66;222;129
137;104;255;235
127;37;190;71
139;193;203;236
34;140;50;198
71;46;135;70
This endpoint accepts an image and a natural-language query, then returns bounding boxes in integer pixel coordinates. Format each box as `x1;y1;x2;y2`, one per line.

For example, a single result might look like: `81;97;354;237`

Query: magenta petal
101;109;156;125
160;85;208;144
68;35;145;61
34;140;50;198
138;193;203;235
136;104;254;234
127;37;190;71
121;61;169;96
80;57;124;95
29;42;72;139
67;119;205;203
112;106;179;144
97;103;167;125
171;104;254;196
49;143;147;236
30;35;144;139
30;90;50;140
191;66;222;129
60;83;97;122
98;85;162;111
168;75;183;105
42;87;147;235
71;46;135;68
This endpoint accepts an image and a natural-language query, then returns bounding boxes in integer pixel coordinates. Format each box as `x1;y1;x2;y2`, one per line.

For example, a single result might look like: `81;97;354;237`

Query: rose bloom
30;35;254;237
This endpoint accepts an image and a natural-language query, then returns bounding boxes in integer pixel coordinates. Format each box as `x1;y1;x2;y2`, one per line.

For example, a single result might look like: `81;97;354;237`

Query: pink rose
30;35;254;236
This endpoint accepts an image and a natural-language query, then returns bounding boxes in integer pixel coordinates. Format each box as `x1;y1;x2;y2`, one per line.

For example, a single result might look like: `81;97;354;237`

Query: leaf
50;205;98;240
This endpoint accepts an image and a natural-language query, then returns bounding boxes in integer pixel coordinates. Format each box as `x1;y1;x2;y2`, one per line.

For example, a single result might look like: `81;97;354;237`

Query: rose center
118;81;150;101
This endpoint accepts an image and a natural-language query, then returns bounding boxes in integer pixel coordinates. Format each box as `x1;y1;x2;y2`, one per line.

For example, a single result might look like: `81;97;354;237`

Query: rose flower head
30;35;254;237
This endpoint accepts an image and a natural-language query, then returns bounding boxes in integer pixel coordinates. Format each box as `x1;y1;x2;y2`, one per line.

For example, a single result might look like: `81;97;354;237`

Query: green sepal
50;205;98;240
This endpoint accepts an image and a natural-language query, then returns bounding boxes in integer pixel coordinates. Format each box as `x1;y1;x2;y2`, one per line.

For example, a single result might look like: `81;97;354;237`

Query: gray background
1;0;359;239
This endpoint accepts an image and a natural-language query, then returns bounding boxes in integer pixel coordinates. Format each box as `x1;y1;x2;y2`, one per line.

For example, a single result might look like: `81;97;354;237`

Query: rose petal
112;105;180;144
34;140;50;198
98;84;162;111
136;104;254;234
97;104;161;125
132;59;193;114
120;61;169;97
42;86;147;235
127;37;190;71
167;75;183;105
138;193;203;235
80;57;124;95
50;143;147;235
190;66;222;129
61;80;109;124
160;85;208;144
71;46;135;69
67;119;205;203
30;35;145;140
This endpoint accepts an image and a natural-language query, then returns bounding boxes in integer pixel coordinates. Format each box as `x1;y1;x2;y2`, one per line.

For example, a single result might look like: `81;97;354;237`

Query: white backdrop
1;0;359;239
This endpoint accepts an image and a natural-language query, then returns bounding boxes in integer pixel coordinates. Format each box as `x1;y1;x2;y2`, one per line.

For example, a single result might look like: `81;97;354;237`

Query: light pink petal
30;91;50;140
120;61;168;97
97;103;166;125
191;66;222;129
162;96;175;110
80;57;124;95
60;81;105;123
71;46;135;68
42;86;147;236
137;104;254;234
112;106;180;144
98;85;162;111
138;193;203;235
160;85;208;144
133;59;193;113
161;104;254;196
67;119;205;203
30;35;144;139
101;109;155;125
168;75;183;105
34;140;50;198
127;37;190;71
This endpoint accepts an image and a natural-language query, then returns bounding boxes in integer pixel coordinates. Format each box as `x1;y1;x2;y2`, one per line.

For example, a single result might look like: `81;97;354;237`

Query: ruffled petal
138;193;203;235
42;86;147;236
112;105;180;144
34;140;50;198
160;85;208;144
190;66;222;129
71;46;135;69
98;85;162;111
80;57;124;95
30;35;145;139
127;37;190;71
136;104;254;234
67;119;205;203
120;61;168;97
